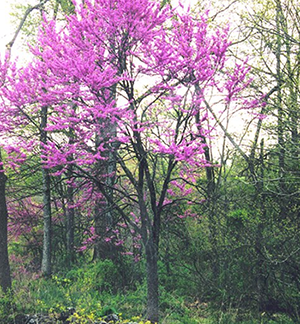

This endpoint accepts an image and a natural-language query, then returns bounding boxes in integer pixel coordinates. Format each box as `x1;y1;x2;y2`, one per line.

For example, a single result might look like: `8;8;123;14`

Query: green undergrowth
0;260;297;324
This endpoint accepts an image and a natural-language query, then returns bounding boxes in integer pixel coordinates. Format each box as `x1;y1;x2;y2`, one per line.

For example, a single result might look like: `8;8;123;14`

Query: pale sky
0;0;14;56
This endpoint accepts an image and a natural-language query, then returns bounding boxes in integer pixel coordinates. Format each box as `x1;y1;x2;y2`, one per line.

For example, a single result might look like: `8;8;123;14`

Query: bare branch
203;98;249;162
6;0;50;59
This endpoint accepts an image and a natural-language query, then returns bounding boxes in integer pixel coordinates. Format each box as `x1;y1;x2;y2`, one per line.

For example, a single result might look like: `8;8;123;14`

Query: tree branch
6;0;50;59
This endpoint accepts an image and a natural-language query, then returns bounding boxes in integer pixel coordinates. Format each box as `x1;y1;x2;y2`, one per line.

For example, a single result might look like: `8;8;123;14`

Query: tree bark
0;149;12;293
146;238;159;323
255;139;266;312
276;0;285;194
66;164;75;264
94;86;117;260
40;105;52;276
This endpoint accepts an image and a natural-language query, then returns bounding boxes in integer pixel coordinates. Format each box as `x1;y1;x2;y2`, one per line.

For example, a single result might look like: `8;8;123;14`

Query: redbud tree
0;0;256;321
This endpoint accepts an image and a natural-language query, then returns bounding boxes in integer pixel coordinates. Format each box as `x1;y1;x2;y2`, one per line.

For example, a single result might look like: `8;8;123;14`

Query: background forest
0;0;300;323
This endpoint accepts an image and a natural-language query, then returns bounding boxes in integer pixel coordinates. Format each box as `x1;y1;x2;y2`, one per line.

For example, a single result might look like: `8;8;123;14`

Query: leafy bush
0;289;14;323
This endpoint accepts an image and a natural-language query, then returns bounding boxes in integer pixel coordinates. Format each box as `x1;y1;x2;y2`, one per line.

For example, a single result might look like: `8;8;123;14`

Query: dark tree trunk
93;200;114;260
66;165;75;264
66;109;76;264
94;142;116;260
94;86;117;261
255;139;266;311
145;238;159;323
0;150;12;293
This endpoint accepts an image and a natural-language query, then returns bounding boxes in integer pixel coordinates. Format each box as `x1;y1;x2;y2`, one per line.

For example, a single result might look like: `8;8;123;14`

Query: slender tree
0;149;11;293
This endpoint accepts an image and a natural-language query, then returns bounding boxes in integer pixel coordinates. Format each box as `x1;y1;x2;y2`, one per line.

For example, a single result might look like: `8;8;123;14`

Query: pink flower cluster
0;0;260;260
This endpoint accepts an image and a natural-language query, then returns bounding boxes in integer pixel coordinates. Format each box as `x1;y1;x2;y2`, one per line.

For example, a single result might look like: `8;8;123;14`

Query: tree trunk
93;144;116;260
93;200;114;260
66;108;76;264
146;239;159;323
94;86;117;260
66;165;75;264
0;149;12;293
255;139;266;312
41;165;52;276
276;0;285;195
40;105;52;276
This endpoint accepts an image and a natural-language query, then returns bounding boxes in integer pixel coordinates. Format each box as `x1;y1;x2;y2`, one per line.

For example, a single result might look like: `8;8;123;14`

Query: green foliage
2;259;299;324
7;260;145;320
0;289;14;323
57;0;75;14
